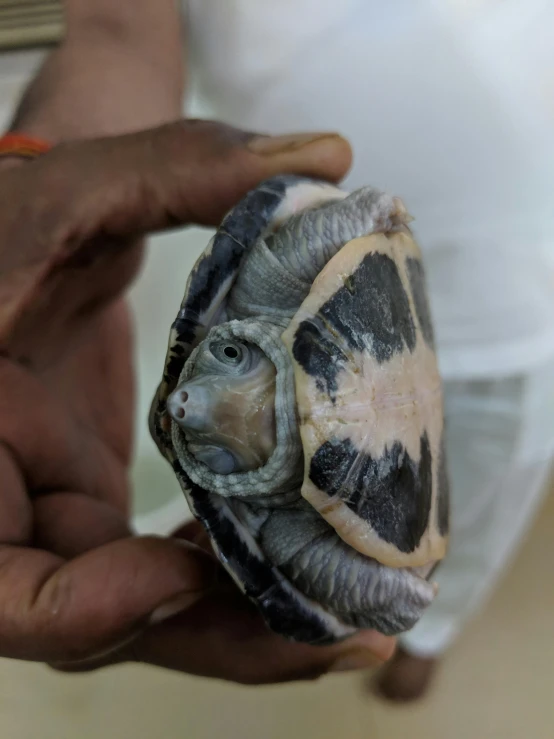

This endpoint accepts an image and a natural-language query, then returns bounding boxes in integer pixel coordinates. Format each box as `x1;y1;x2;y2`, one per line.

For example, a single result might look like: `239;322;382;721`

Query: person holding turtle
1;0;553;700
0;119;396;680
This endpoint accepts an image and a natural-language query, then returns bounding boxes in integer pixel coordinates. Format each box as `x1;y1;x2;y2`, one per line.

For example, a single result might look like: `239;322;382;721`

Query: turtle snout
167;389;188;420
167;383;210;431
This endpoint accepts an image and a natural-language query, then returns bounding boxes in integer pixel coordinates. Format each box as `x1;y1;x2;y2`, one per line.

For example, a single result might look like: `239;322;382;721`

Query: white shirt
184;0;554;380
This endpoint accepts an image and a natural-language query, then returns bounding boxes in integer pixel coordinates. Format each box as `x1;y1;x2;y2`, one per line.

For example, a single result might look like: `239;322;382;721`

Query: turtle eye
224;345;239;360
210;340;244;366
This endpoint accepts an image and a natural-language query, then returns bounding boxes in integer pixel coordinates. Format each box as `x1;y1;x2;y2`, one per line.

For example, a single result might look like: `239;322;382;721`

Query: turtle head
167;337;277;474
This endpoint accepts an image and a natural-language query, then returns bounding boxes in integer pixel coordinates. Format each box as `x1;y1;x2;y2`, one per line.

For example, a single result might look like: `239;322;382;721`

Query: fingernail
247;132;342;156
149;590;208;625
330;649;383;673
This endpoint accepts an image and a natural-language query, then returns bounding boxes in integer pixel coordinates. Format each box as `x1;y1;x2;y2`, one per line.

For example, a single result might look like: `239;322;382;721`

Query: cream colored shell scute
282;230;447;568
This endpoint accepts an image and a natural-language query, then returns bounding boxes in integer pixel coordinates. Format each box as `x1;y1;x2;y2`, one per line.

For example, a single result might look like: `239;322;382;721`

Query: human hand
0;120;395;683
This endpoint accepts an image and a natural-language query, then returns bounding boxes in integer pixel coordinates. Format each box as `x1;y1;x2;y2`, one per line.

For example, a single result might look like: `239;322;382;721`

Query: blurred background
0;1;553;737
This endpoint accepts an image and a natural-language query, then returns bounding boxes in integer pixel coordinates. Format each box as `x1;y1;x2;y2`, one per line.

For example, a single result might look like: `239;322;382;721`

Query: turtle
149;174;450;645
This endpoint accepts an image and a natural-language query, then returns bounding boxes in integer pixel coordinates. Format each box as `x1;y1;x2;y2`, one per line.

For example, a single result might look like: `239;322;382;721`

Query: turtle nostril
180;391;189;403
175;407;185;419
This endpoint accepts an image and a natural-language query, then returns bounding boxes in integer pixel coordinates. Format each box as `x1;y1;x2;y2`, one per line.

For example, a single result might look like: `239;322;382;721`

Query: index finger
50;587;395;683
132;589;396;684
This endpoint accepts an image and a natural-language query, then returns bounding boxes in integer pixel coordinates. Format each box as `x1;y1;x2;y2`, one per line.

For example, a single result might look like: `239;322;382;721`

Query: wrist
0;134;52;170
0;131;52;168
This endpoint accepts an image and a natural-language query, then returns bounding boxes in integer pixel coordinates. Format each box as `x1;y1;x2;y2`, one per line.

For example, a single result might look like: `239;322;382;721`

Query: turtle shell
150;175;449;645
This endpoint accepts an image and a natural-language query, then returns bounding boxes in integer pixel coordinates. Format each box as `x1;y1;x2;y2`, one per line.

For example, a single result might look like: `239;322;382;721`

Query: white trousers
401;361;554;656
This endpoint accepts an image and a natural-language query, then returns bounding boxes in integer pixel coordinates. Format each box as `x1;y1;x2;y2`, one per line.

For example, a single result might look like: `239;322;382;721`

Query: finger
41;121;353;236
53;589;395;683
132;590;395;684
0;358;128;506
38;302;135;476
0;121;352;352
32;492;131;557
0;536;216;663
171;520;214;554
0;443;32;544
171;519;203;540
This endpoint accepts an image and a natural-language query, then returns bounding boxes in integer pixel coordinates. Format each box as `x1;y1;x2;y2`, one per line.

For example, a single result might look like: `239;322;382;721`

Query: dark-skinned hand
0;120;395;683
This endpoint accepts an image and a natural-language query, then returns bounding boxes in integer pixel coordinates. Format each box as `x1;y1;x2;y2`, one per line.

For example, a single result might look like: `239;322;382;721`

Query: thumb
1;120;352;257
45;120;353;236
0;120;351;354
0;536;217;664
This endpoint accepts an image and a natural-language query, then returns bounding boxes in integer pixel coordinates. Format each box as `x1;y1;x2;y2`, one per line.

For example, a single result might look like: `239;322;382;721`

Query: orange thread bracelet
0;133;52;159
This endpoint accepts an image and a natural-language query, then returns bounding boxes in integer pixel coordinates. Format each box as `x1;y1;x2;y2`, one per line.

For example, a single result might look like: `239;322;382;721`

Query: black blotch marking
406;257;435;348
178;233;244;325
257;588;337;645
173;316;199;348
291;319;349;397
309;433;433;553
165;354;184;384
436;432;450;536
293;252;416;399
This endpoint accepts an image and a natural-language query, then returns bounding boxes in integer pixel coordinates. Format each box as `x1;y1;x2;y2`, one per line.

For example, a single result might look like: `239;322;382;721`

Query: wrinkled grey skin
166;186;436;635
